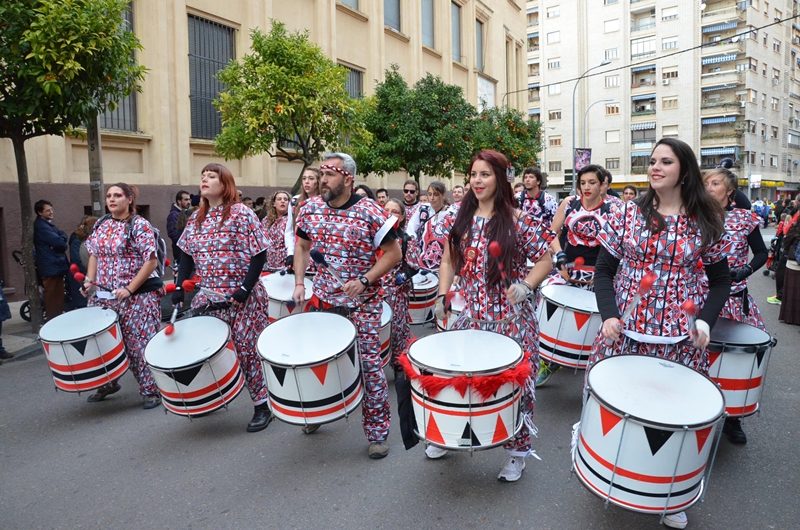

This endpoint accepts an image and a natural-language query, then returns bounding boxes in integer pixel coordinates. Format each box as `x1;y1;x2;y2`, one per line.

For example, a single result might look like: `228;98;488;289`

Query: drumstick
70;263;80;274
606;271;657;345
681;299;697;335
310;249;348;289
572;256;585;269
73;272;112;292
488;241;522;315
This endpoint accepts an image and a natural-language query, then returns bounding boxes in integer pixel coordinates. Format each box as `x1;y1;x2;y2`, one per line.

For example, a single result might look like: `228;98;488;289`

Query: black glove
231;286;250;304
171;287;185;308
284;255;294;269
556;251;568;270
730;265;753;283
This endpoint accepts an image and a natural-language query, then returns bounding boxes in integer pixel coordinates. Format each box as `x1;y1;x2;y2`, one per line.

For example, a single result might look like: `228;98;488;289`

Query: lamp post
583;98;615;147
747;117;764;200
572;60;611;193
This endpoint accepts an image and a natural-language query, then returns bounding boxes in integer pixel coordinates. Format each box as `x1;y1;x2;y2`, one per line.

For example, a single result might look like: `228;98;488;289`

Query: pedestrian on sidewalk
33;200;69;321
0;279;13;360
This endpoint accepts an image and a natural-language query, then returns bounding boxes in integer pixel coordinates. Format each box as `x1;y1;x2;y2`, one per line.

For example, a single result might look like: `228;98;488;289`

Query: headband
320;164;352;178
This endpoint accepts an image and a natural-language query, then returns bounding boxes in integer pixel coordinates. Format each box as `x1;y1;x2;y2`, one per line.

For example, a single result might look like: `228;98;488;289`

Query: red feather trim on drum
397;352;532;402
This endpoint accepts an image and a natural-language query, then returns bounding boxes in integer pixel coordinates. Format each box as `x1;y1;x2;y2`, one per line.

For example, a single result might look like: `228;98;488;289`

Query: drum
407;330;524;451
257;312;363;426
144;316;244;417
574;355;725;515
537;284;601;369
708;318;775;417
409;272;438;324
160;280;196;322
261;273;312;322
435;290;466;332
39;307;128;393
379;301;393;367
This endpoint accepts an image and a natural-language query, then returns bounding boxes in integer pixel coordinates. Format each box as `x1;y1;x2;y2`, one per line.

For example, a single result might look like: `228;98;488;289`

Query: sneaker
143;394;161;410
497;455;526;482
535;360;561;387
767;296;781;305
87;383;121;403
663;511;688;529
301;424;320;434
0;350;13;360
722;417;747;444
425;444;448;459
368;441;390;459
247;404;273;432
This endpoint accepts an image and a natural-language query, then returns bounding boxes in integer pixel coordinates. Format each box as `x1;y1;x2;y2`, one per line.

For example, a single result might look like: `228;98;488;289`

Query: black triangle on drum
545;301;558;321
347;345;357;367
756;349;766;369
164;365;204;387
461;421;481;447
71;339;88;356
271;365;287;386
644;426;674;455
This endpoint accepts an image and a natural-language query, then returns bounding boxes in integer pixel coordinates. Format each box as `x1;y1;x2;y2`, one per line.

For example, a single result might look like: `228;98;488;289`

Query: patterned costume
85;216;162;396
718;208;766;330
381;230;414;368
590;202;728;375
296;196;397;443
439;212;555;455
408;203;455;272
262;214;289;272
515;189;558;230
178;204;270;404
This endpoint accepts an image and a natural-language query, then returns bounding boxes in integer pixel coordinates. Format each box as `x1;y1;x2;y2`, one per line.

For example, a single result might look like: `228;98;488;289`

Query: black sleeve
176;253;195;287
296;227;310;241
732;189;751;210
594;248;622;321
746;227;768;272
379;227;399;247
243;251;267;292
698;259;731;328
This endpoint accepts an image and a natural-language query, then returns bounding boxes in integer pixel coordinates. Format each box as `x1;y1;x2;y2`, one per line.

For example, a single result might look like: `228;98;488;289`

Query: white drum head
146;316;230;369
540;284;598;313
588;355;724;427
258;312;356;366
381;301;392;325
413;273;439;289
262;273;312;302
408;330;522;374
710;318;771;346
39;307;117;342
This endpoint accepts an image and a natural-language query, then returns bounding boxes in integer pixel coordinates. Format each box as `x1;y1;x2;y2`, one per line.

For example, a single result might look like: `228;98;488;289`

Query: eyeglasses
403;189;417;194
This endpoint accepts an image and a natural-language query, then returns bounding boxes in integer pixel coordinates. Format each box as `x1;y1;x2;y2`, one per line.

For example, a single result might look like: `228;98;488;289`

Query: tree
357;65;475;182
214;22;370;193
0;0;145;330
464;105;543;176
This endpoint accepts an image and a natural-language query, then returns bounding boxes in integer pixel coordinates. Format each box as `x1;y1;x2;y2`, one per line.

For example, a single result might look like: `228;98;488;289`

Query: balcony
631;51;656;59
631;166;648;174
631;109;657;116
700;102;745;116
701;40;745;57
700;133;745;147
631;21;656;32
700;6;746;27
630;0;655;6
631;80;656;89
631;140;656;149
701;70;743;86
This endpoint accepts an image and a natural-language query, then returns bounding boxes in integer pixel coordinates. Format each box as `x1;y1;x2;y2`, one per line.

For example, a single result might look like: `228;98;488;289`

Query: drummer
173;163;273;433
381;199;414;370
261;191;293;273
433;149;555;482
514;166;558;230
703;167;769;444
591;138;731;529
291;152;401;460
82;183;163;409
285;167;321;272
406;181;452;273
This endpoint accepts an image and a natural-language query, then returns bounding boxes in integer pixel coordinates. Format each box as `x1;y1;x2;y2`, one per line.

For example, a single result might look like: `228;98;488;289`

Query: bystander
33;200;69;321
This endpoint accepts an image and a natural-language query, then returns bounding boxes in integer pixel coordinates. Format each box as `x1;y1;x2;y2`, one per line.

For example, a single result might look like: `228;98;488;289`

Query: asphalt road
1;263;798;529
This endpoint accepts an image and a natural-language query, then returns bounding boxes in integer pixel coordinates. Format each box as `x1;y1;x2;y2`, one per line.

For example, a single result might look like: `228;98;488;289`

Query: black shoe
723;418;747;444
247;404;273;432
0;350;13;360
87;383;122;402
301;424;320;434
143;394;161;410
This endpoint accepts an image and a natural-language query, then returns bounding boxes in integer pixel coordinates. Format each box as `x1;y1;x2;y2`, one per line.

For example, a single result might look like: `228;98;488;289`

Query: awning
793;23;800;32
701;147;736;155
528;83;539;89
631;93;656;101
790;92;800;101
702;22;738;33
631;151;652;157
527;7;539;14
702;116;737;125
528;31;539;38
702;84;738;92
631;122;656;130
631;64;656;73
701;54;737;65
528;108;540;115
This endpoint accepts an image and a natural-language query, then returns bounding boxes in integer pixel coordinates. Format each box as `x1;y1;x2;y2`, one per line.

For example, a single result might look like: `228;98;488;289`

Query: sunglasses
403;189;417;194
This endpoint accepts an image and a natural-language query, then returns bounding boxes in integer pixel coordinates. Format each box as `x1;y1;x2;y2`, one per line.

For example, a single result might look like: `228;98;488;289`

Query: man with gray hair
292;152;401;459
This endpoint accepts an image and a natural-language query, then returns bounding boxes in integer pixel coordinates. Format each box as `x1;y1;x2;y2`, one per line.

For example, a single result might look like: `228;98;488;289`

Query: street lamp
747;117;764;200
583;98;615;148
572;60;611;193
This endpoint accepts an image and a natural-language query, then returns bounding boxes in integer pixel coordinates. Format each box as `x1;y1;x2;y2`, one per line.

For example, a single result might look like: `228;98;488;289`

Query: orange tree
463;104;542;176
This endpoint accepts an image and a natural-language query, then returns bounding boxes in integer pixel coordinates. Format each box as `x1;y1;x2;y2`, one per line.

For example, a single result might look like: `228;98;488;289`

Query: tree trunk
86;114;105;217
12;135;45;332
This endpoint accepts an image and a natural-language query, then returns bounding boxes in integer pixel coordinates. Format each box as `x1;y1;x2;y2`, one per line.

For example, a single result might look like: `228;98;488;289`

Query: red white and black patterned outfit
590;202;730;375
407;203;456;272
515;189;558;230
178;204;270;405
296;195;397;443
85;216;162;397
380;229;414;368
262;214;289;272
439;212;555;456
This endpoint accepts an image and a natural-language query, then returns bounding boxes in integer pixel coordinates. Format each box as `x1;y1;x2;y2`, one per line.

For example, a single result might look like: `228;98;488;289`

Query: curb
0;342;43;365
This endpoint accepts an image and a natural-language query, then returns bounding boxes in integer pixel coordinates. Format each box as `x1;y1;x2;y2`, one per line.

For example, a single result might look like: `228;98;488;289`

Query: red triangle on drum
695;426;713;453
426;414;446;445
600;406;623;436
574;312;591;331
43;343;50;354
492;415;510;444
311;364;328;385
108;326;118;340
708;351;721;366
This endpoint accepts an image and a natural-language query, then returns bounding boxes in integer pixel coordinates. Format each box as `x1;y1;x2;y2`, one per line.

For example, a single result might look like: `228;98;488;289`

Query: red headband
320;164;352;178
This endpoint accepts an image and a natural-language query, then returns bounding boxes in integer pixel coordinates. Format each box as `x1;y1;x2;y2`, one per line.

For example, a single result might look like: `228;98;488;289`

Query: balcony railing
631;166;649;174
631;80;656;88
631;22;656;32
527;21;539;27
701;6;746;26
631;140;656;148
632;109;657;116
528;46;540;53
701;70;743;85
631;51;656;59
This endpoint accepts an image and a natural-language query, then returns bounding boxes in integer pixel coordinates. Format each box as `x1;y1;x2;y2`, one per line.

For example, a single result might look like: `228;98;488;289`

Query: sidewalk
0;301;44;364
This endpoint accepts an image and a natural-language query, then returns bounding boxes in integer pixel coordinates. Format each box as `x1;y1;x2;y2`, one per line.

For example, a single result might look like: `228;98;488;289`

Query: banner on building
574;148;592;171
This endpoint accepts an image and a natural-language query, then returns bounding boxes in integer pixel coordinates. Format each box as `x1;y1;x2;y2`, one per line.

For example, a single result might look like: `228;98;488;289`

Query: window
528;62;539;76
547;6;560;18
101;3;137;132
605;47;619;60
548;110;562;120
342;64;363;98
549;161;562;172
770;155;778;167
772;97;779;110
475;20;484;72
763;33;768;47
662;68;678;79
605;158;620;169
385;0;401;31
632;129;656;143
662;36;678;50
188;14;236;140
549;136;562;147
773;68;780;80
606;103;619;115
632;154;649;172
772;126;779;138
528;88;540;102
774;39;781;53
662;6;678;20
422;0;434;48
548;84;561;95
760;153;766;166
340;0;358;8
547;31;561;44
762;63;767;76
604;0;618;4
604;19;619;33
631;36;656;58
605;75;619;88
663;124;679;137
663;97;678;109
606;130;620;143
452;2;462;62
548;58;561;69
747;58;758;71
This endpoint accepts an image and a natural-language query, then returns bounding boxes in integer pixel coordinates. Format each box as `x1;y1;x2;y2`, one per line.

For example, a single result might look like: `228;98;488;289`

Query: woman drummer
173;163;273;433
286;167;321;272
262;190;293;273
591;138;731;529
432;150;555;482
703;166;768;444
82;183;163;409
381;199;414;370
406;181;453;273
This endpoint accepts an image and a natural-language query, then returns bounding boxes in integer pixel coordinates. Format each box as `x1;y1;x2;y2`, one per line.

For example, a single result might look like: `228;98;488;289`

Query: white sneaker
497;455;526;482
663;511;688;529
425;444;448;459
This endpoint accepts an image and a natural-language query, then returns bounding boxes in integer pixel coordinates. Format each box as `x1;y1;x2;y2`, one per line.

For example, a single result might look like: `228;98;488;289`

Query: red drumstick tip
488;241;502;258
574;256;585;267
444;291;456;306
165;258;171;267
165;324;174;336
70;263;79;274
681;300;696;315
182;280;196;291
74;272;86;282
641;271;657;291
164;283;176;293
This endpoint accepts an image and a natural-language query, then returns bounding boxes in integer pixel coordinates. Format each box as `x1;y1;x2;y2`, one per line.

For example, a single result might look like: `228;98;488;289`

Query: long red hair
194;163;238;228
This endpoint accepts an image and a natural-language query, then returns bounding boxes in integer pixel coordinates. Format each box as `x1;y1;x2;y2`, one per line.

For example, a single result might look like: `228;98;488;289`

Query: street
1;252;798;529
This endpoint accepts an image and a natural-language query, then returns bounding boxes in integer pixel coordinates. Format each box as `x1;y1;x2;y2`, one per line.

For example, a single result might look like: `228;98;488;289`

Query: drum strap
730;287;749;315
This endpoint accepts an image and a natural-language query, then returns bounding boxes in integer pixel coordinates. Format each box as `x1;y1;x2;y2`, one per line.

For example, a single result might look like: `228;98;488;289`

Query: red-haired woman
174;164;273;432
431;150;555;482
262;191;292;272
82;183;164;409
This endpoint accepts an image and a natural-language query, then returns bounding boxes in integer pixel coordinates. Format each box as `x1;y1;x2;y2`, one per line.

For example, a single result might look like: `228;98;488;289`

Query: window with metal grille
188;15;236;140
342;65;364;99
100;3;137;131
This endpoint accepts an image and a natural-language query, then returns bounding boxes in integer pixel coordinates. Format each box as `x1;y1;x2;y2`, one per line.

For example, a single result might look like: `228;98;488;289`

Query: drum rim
146;316;233;370
539;284;599;312
587;356;725;429
407;329;523;376
257;311;358;365
260;338;358;368
38;308;119;343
